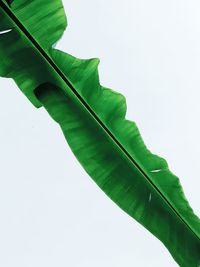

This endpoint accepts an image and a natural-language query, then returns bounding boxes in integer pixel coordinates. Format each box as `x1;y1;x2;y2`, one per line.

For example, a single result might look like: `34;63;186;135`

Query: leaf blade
0;1;199;266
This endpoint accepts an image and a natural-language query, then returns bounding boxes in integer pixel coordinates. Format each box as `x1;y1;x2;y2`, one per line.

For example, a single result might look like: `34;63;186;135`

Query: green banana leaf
0;1;199;266
5;0;13;7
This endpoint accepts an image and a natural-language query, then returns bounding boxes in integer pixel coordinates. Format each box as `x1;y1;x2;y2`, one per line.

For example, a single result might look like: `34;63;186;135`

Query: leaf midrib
0;0;199;242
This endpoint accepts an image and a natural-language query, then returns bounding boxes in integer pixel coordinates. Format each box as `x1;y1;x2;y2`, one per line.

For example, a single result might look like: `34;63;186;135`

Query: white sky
0;0;200;266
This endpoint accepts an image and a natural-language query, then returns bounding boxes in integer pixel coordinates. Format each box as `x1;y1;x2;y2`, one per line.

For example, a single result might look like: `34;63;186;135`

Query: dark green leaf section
0;0;67;107
5;0;13;7
9;0;67;49
0;1;199;266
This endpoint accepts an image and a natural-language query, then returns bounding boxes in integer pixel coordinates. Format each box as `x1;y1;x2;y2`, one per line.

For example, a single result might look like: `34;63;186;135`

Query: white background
0;0;200;266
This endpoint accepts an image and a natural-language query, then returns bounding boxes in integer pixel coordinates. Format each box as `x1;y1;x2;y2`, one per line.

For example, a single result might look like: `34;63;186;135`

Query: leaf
0;1;199;266
5;0;13;7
